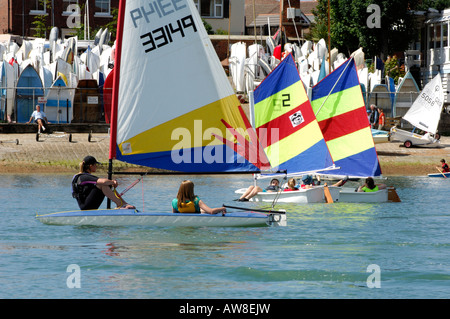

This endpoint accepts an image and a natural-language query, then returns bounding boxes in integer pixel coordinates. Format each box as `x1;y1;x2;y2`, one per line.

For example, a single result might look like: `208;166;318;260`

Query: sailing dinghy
390;74;444;148
36;0;286;227
310;58;393;203
234;54;341;203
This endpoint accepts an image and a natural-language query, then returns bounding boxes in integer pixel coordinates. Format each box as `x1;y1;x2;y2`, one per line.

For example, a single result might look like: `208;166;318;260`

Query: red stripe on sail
318;107;370;141
256;101;316;148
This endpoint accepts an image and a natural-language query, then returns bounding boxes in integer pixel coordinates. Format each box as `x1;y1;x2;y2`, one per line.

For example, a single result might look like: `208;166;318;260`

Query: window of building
30;0;47;14
95;0;111;16
193;0;224;18
63;0;79;14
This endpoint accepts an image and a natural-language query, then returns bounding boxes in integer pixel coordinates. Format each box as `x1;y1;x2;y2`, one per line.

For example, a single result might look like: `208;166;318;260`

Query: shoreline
1;133;450;176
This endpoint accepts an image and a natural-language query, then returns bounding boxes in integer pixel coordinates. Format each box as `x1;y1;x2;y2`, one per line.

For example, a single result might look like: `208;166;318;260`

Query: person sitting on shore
27;105;49;133
284;178;299;191
72;155;135;210
172;180;226;214
357;177;386;192
237;178;280;202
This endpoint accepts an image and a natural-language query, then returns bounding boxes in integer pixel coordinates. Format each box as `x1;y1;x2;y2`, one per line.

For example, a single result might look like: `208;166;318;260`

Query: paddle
436;167;448;178
223;204;286;214
323;183;333;203
387;187;401;202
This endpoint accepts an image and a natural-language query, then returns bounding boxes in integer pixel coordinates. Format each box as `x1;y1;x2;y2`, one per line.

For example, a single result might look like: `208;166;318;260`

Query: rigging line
314;56;354;117
271;174;287;209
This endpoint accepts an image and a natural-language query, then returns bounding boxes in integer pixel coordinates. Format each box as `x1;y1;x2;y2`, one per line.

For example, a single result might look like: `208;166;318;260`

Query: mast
107;0;126;207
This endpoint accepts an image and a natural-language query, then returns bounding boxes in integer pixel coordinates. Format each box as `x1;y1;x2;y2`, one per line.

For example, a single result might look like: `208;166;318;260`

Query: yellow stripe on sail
312;85;364;122
264;121;324;167
326;127;374;161
119;95;246;155
254;81;308;128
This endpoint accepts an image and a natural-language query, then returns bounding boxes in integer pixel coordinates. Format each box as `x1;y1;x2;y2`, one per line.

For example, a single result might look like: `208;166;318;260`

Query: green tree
311;0;425;59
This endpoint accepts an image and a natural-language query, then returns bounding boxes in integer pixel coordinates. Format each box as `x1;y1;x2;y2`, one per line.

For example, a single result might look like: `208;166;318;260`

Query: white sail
403;74;444;134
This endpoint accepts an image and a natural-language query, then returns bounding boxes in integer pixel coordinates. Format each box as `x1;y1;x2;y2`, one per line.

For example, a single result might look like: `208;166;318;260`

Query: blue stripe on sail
277;139;334;173
319;147;381;177
254;54;300;104
116;145;261;173
312;59;360;101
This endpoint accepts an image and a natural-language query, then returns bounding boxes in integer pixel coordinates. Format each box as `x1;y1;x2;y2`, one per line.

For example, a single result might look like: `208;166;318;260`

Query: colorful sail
110;0;268;173
252;54;334;173
311;58;382;177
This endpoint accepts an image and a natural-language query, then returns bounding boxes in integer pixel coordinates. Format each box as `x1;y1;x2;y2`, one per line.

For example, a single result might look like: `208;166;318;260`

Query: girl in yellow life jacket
357;177;386;192
172;180;227;214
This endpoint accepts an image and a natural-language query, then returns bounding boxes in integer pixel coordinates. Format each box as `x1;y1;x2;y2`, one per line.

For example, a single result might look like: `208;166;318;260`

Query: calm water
0;173;449;299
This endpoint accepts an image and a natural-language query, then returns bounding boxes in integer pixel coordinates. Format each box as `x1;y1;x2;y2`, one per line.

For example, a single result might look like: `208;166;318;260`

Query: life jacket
176;197;200;213
362;185;379;192
72;173;96;201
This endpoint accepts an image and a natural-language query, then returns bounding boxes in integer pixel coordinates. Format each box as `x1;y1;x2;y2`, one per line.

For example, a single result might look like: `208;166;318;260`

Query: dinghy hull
235;186;340;203
339;188;388;203
428;172;450;178
36;209;286;227
390;127;440;147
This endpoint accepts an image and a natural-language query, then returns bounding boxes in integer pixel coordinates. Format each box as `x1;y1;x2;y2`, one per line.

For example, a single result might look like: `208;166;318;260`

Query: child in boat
237;178;280;201
439;159;450;173
284;178;299;191
72;155;135;210
172;180;226;214
300;175;315;189
357;177;386;192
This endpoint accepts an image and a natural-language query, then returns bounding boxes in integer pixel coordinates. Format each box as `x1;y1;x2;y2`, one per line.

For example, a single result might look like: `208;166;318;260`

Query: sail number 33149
140;15;197;53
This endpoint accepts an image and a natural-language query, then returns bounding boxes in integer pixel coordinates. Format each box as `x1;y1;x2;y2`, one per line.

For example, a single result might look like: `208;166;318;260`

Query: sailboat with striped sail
235;54;341;203
36;0;286;227
310;58;393;203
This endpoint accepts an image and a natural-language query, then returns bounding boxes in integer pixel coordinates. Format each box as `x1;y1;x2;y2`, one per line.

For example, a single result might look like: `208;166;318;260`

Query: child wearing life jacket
172;180;226;214
440;159;450;173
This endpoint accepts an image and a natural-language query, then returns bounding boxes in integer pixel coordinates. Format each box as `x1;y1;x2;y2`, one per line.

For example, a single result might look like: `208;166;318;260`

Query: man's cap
83;155;101;165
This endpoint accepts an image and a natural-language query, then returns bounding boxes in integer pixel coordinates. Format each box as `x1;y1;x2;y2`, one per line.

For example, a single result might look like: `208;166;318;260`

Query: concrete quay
1;132;450;175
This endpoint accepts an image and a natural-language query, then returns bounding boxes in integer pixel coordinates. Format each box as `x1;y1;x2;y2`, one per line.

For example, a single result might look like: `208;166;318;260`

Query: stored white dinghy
235;186;340;204
36;209;286;227
390;73;444;148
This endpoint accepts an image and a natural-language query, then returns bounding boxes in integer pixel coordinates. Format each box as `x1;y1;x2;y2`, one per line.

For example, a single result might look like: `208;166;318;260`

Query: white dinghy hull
338;188;388;203
390;127;440;147
36;209;286;227
235;186;341;203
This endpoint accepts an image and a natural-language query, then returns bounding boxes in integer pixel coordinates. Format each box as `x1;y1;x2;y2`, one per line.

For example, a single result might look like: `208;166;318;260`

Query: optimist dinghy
235;54;338;204
310;58;398;203
36;0;286;227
